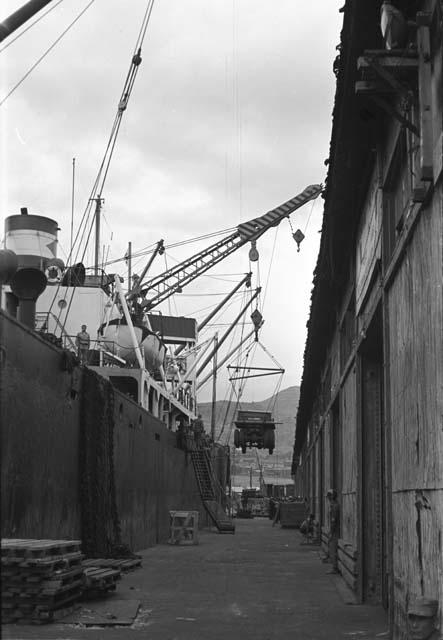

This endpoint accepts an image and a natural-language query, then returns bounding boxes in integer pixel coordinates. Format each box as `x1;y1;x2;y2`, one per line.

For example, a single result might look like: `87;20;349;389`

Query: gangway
191;450;235;533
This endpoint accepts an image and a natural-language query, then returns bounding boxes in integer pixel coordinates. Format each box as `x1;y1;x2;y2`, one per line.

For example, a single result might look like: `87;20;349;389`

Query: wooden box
168;511;199;545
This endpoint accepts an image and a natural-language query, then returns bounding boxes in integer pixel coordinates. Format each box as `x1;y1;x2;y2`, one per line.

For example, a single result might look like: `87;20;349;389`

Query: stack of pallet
1;539;83;624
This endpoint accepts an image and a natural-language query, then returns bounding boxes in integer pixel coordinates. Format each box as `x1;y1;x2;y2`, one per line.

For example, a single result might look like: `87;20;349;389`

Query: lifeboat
99;316;166;372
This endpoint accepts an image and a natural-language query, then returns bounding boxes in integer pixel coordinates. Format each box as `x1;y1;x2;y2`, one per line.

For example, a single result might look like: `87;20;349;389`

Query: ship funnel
4;212;60;273
3;210;59;327
9;268;47;328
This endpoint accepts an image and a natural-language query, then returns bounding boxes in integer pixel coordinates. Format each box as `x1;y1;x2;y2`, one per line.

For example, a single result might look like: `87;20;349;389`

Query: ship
0;0;321;556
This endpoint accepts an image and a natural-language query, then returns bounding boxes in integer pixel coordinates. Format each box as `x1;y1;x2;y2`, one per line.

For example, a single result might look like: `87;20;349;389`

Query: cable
54;0;156;336
101;227;237;269
0;0;96;107
261;226;279;309
0;0;66;53
303;197;317;233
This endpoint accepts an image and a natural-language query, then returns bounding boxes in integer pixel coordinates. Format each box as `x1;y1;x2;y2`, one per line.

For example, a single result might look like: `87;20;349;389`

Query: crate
168;511;199;545
279;502;306;528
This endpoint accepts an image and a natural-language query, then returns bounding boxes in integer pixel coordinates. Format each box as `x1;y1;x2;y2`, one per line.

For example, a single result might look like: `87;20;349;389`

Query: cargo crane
103;183;322;405
127;183;322;311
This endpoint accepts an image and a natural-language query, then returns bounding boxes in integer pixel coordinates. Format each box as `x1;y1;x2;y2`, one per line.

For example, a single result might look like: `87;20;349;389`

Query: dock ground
2;518;389;640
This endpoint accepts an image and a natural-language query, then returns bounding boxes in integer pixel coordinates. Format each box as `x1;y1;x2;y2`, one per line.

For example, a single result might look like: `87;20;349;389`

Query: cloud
1;0;343;400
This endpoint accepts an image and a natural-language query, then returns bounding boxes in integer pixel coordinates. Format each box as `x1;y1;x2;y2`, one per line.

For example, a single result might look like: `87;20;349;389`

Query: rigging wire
0;0;96;107
303;197;317;234
51;0;156;333
100;226;237;269
0;0;66;53
261;226;279;309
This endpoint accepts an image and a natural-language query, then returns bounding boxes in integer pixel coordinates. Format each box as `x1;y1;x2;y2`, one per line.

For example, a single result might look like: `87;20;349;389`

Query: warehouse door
361;316;385;605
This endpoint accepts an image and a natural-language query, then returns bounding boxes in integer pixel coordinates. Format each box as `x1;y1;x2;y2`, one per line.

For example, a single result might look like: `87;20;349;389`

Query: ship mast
93;196;104;275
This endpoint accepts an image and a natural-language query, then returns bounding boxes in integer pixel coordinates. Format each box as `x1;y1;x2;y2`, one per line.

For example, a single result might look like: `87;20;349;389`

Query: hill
197;386;300;485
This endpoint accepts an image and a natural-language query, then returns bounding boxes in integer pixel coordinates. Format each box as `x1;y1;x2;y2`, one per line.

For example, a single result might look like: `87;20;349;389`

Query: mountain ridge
197;385;300;459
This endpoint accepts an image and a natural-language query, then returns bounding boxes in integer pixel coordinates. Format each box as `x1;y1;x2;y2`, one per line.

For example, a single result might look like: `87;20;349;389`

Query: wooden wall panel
356;171;382;314
314;435;322;522
388;197;443;491
323;415;331;527
392;489;443;637
340;367;358;548
330;331;341;394
388;187;443;635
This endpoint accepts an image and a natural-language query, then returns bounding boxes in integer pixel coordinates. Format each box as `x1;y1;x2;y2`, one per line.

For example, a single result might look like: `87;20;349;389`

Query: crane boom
138;183;322;310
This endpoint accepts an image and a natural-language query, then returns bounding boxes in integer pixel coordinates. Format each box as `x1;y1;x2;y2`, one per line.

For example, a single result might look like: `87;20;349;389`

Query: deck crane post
174;271;252;357
210;333;218;440
196;287;261;378
196;325;259;391
174;337;215;395
127;239;165;302
133;184;322;312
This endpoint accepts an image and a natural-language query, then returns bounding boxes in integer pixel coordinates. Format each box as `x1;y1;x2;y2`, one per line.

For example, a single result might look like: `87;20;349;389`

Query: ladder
191;450;235;534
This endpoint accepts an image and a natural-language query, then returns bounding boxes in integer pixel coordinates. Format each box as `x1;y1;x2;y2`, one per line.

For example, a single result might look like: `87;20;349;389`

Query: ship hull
0;311;228;551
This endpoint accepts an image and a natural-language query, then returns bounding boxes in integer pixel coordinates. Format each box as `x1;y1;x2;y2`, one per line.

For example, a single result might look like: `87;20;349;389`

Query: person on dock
193;414;204;447
300;513;316;543
76;324;90;364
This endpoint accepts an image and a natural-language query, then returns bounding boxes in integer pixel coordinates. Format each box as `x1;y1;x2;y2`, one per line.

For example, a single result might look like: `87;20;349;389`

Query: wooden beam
355;80;395;95
358;55;418;72
369;94;419;137
416;12;433;180
433;132;443;185
362;56;412;95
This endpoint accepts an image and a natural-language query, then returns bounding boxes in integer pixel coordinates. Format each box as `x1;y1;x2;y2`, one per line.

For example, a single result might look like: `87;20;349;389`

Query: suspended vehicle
234;409;276;454
227;337;283;455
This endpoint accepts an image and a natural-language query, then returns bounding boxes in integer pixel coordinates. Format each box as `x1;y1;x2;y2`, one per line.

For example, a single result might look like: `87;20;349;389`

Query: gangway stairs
191;450;235;533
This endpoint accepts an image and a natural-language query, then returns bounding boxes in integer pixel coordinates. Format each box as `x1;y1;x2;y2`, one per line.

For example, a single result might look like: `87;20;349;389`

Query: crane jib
236;183;322;244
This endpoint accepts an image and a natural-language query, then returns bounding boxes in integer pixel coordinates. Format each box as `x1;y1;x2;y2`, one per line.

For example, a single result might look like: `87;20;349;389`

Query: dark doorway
360;310;385;605
331;400;341;500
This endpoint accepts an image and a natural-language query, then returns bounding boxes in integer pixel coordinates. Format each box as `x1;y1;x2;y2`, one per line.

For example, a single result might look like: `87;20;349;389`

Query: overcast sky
1;1;343;404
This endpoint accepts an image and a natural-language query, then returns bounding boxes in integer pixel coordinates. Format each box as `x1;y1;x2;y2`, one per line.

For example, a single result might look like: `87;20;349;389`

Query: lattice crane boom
138;183;322;310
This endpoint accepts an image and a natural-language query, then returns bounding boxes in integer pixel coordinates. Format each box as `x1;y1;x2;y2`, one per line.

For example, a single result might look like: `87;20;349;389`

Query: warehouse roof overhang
292;0;387;463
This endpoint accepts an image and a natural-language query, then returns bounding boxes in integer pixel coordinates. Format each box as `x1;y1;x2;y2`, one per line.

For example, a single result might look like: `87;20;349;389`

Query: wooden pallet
82;557;142;572
2;550;84;570
1;539;82;559
3;565;84;592
82;567;121;598
3;579;83;604
2;596;82;624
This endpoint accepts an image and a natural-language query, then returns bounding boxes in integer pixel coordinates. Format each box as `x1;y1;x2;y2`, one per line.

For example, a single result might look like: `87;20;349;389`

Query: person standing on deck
325;489;340;574
193;414;204;447
76;324;90;364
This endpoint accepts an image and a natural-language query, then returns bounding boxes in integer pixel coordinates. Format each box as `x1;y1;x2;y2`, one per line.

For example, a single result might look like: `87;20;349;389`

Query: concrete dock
2;518;389;640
